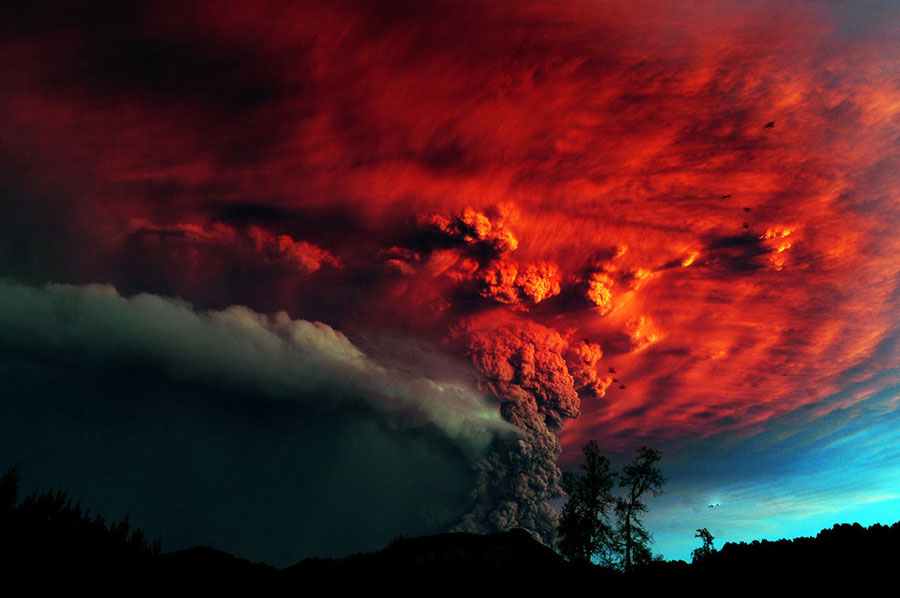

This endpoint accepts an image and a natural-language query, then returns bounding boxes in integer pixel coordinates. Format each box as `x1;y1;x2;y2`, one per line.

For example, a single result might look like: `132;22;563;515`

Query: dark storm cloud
0;354;478;566
0;279;524;563
699;232;773;272
0;279;512;453
211;202;298;226
0;0;287;113
79;30;284;112
0;181;83;284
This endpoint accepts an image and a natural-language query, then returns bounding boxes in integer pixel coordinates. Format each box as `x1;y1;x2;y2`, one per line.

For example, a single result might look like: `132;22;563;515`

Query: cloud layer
0;278;522;563
0;279;513;455
1;0;900;557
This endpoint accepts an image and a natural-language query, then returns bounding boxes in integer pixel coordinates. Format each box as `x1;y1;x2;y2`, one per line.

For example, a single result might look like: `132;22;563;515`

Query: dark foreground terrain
2;468;897;590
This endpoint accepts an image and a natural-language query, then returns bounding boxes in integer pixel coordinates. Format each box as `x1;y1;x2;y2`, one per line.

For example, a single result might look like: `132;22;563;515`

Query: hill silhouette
3;466;898;589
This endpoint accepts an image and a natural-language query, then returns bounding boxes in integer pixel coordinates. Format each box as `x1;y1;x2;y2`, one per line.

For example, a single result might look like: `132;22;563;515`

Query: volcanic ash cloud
0;279;516;458
454;322;602;545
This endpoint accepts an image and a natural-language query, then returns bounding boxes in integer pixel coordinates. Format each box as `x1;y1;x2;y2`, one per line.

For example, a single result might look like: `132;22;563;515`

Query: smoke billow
426;207;519;254
454;322;600;545
128;219;340;275
0;279;514;458
480;259;562;306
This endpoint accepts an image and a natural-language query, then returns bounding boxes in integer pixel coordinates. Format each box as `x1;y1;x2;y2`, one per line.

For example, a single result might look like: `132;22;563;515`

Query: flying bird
765;121;775;128
743;207;751;212
721;194;732;199
743;222;750;229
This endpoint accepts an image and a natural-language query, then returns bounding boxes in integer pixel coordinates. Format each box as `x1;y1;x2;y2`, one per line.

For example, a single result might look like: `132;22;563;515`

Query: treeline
4;463;899;588
0;465;161;580
686;521;900;577
0;465;281;588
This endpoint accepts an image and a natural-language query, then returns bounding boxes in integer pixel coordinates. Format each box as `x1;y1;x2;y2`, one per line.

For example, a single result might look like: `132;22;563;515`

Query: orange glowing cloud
248;226;340;273
585;272;615;314
1;0;899;462
480;259;562;306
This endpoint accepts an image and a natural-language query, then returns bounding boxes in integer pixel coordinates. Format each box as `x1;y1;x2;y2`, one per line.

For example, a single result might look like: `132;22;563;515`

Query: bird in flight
765;121;775;128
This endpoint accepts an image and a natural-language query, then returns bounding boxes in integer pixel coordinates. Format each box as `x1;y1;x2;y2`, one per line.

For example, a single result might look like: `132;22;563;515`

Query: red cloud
424;207;520;253
467;322;580;430
248;226;340;273
2;0;899;471
479;259;561;306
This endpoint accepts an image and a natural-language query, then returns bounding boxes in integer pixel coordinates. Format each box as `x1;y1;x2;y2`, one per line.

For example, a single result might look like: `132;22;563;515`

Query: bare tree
558;440;616;564
614;446;665;572
692;527;715;563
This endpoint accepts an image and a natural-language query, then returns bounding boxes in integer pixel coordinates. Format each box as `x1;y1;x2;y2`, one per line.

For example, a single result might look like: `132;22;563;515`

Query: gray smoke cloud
0;279;597;554
454;322;588;546
0;278;532;564
0;279;515;458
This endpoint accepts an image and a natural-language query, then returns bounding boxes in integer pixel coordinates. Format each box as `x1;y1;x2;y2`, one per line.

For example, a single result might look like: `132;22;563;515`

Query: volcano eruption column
1;0;900;557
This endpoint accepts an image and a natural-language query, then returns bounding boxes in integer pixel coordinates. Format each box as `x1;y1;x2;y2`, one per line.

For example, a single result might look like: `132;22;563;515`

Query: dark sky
1;0;899;564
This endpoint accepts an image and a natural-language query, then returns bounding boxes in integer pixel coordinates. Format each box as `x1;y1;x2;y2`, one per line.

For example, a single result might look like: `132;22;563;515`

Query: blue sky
649;374;900;561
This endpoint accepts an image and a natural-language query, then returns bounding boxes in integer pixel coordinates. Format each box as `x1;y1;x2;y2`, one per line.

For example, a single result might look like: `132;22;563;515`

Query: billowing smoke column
454;323;608;545
386;207;616;544
3;0;900;560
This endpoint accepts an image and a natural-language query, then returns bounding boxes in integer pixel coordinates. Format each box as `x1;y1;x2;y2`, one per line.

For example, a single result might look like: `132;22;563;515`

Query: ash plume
0;279;513;457
454;322;598;545
480;259;562;306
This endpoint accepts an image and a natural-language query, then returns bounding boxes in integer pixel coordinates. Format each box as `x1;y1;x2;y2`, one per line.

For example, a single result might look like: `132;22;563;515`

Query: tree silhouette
613;446;665;573
692;527;715;563
1;465;19;514
1;463;162;576
558;440;616;564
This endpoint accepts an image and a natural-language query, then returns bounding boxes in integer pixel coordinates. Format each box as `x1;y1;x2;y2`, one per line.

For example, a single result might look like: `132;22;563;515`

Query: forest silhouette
2;464;897;589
